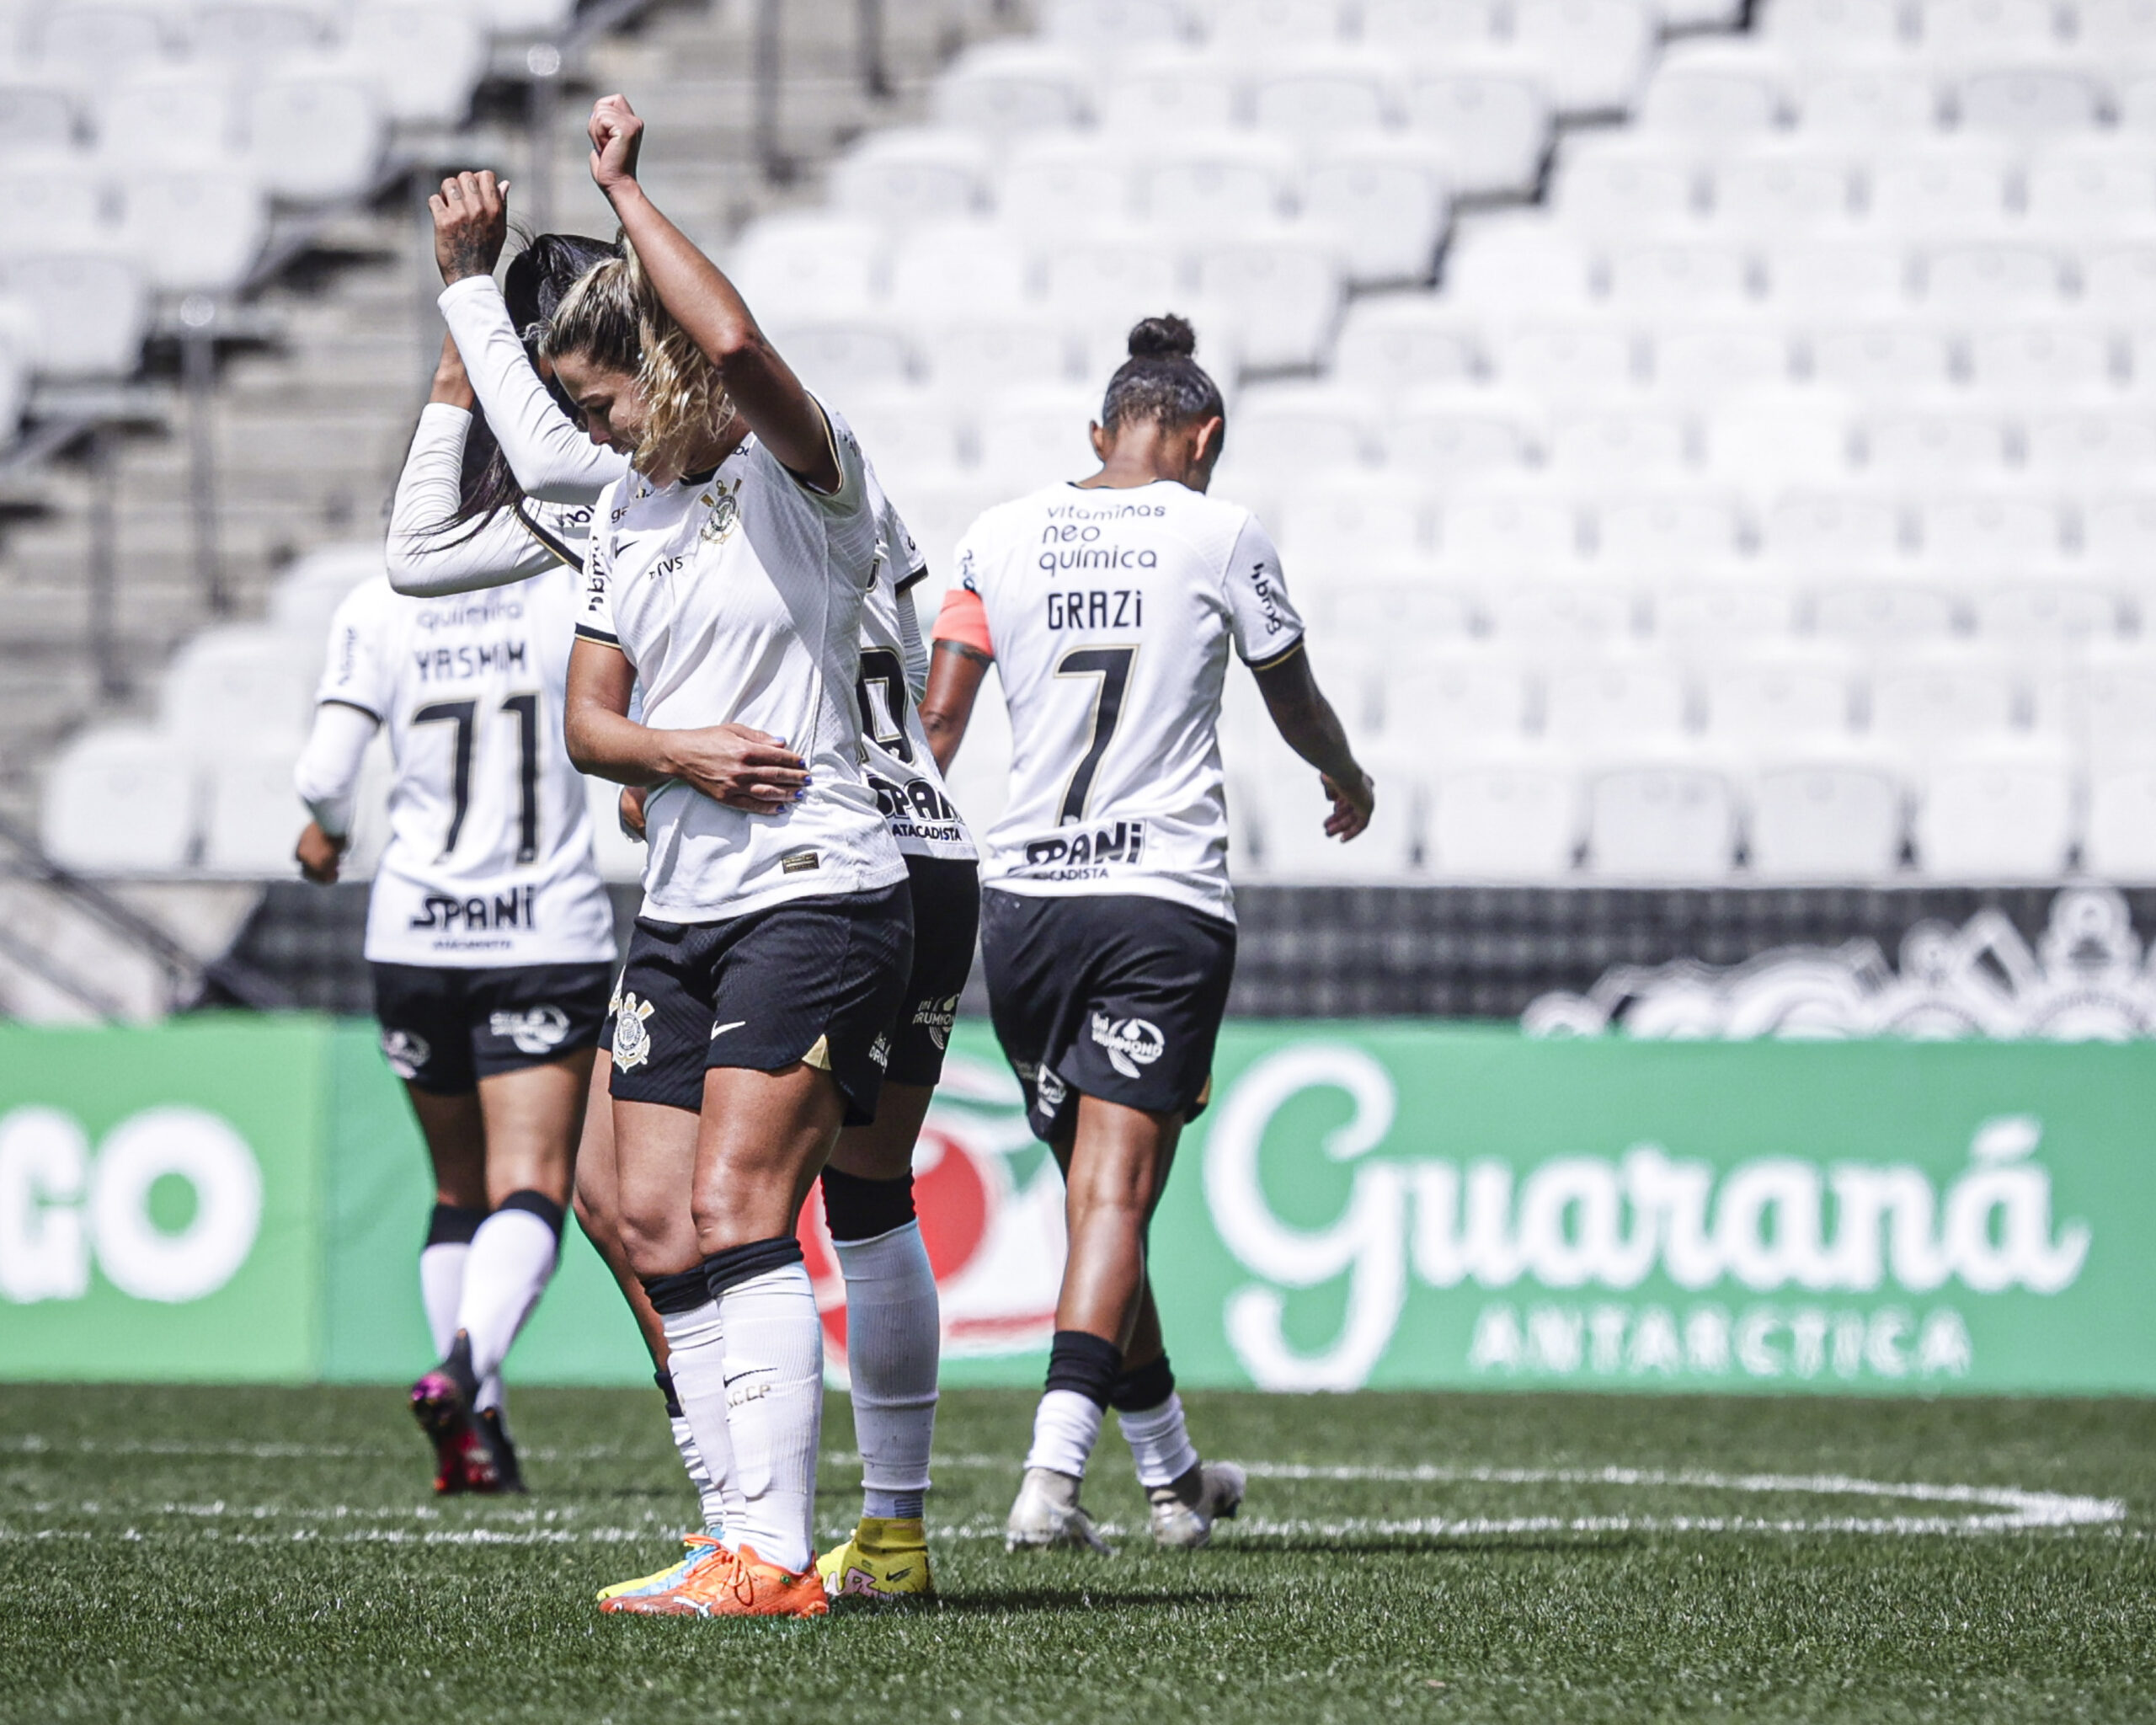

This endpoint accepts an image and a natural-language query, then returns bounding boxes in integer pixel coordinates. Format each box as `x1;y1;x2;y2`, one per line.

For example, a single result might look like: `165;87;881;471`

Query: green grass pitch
3;1384;2153;1723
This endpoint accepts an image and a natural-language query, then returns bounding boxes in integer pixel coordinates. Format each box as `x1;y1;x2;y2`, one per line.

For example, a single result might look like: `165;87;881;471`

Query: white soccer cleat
1005;1466;1114;1555
1148;1460;1246;1551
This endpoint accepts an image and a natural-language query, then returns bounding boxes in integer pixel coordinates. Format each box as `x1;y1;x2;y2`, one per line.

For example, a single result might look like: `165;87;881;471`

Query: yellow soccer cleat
814;1516;936;1605
596;1533;722;1604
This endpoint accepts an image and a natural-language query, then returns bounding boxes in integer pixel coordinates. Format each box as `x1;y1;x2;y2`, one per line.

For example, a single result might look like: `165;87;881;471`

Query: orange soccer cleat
599;1541;830;1620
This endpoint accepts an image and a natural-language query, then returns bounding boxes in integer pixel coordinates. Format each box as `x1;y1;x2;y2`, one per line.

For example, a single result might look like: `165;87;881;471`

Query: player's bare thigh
404;1085;488;1210
825;1081;935;1183
691;1063;847;1254
474;1048;595;1209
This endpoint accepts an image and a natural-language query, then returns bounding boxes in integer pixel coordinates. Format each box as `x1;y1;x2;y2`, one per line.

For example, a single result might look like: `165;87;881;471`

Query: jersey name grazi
947;478;1303;922
319;569;616;968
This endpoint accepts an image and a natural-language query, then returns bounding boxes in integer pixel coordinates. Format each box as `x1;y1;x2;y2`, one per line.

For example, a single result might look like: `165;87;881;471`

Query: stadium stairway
0;0;1019;1021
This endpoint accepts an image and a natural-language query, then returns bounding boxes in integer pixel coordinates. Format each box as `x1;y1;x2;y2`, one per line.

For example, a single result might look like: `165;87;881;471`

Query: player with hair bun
923;313;1375;1553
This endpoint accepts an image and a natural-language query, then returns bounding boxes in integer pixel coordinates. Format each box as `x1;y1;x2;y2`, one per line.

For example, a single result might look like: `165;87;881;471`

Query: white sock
659;1302;741;1537
457;1205;560;1387
419;1242;467;1358
671;1413;728;1532
834;1221;938;1521
1118;1394;1200;1490
715;1261;825;1574
1024;1389;1105;1481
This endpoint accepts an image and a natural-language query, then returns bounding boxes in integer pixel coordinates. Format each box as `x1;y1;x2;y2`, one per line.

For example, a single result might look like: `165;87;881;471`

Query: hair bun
1127;314;1198;360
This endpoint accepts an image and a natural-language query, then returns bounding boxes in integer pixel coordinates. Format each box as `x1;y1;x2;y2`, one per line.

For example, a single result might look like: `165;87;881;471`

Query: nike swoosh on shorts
710;1020;747;1040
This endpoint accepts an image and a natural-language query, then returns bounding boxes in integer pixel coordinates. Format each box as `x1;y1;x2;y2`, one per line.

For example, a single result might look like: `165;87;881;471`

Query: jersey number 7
1054;645;1136;825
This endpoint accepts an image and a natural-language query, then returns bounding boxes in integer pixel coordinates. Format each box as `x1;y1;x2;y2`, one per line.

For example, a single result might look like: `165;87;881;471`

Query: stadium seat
1962;323;2116;401
1330;296;1482;396
1279;474;1433;558
1792;67;1940;136
1135;132;1298;233
1865;147;2016;238
1806;322;1953;397
2084;766;2156;879
117;167;266;294
1584;759;1739;881
29;5;171;81
1189;233;1345;369
885;222;1032;318
975;385;1101;489
1044;0;1187;60
2078;0;2156;53
477;0;579;29
934;40;1095;136
1596;494;1745;566
1811;576;1961;642
1510;0;1657;118
1097;47;1239;135
1231;380;1380;477
830;387;970;487
2023;145;2156;236
160;626;318;749
1380;651;1533;745
768;315;915;401
0;253;147;376
1444;218;1595;311
1195;0;1348;51
1553;138;1701;236
191;3;328;69
2079;492;2156;568
1248;53;1395;142
1403;69;1551;199
731;214;885;317
585;773;647;885
1762;0;1908;59
1763;489;1903;562
1921;244;2068;313
1862;409;2011;481
1388;393;1535;483
0;164;109;253
995;135;1137;238
246;73;382;203
1701;654;1854;743
1438;492;1580;569
1247;742;1419;882
1317;569;1479;644
1657;573;1802;640
1302;141;1452;286
1637;52;1789;139
1914;0;2063;55
1747;755;1906;880
1485;576;1637;640
2025;412;2156;480
1605;243;1758;314
1359;0;1502;53
1917;494;2063;569
94;72;238;168
1426;754;1579;879
339;6;486;126
1040;229;1180;324
199;747;305;876
1975;580;2127;641
1544;657;1689;745
1649;323;1796;400
1490;320;1639;398
1706;147;1859;235
1954;68;2104;139
1869;655;2018;757
1763;242;1911;312
2080;244;2156;315
915;313;1074;397
1704;397;1855;487
830;130;994;229
42;727;198;874
0;78;81;163
1546;413;1691;480
1914;749;2078;879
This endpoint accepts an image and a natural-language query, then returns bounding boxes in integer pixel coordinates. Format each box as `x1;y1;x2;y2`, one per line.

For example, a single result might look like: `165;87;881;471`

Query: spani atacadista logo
0;1105;263;1306
1203;1044;2095;1392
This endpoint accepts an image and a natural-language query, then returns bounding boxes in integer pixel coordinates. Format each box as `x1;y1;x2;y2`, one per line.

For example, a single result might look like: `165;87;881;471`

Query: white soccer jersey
940;478;1304;921
859;482;974;863
318;570;618;967
575;406;908;924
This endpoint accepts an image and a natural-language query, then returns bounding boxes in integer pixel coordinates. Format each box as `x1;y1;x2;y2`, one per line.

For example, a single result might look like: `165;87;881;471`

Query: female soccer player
291;325;620;1497
921;316;1376;1553
424;168;974;1605
552;93;915;1620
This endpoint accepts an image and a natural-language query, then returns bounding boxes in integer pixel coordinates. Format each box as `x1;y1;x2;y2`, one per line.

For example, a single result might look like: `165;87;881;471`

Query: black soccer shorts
979;888;1237;1145
371;961;615;1096
883;855;980;1090
606;882;914;1126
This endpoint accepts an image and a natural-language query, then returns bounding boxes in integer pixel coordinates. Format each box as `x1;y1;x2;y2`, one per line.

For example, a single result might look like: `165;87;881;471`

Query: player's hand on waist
296;820;346;884
1322;769;1374;843
665;724;808;814
618;784;648;841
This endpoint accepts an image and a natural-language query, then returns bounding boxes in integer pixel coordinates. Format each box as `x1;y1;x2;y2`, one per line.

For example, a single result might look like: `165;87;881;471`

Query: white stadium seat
160;626;317;748
1807;322;1953;397
1330;296;1481;396
1044;0;1187;59
1707;148;1858;235
117;167;267;293
1427;755;1579;879
830;130;993;229
1915;750;2078;880
1404;70;1551;199
1861;409;2011;481
1865;148;2016;237
1649;323;1794;399
1811;577;1960;642
1231;381;1379;476
1604;243;1755;313
1764;0;1908;60
1040;230;1179;323
42;727;198;874
1702;656;1853;744
1193;0;1348;52
1637;53;1789;139
1584;760;1738;881
1597;494;1744;566
1438;492;1580;568
1387;396;1534;483
1922;244;2067;313
1248;54;1394;143
1098;49;1239;135
2080;493;2156;568
1490;320;1638;398
1954;68;2104;139
2025;413;2156;481
1914;0;2062;55
1544;658;1689;744
975;386;1101;489
340;6;486;126
1302;141;1451;286
0;253;147;377
934;40;1094;136
1657;574;1802;640
1963;323;2115;400
1546;413;1690;481
1279;475;1432;558
0;165;109;252
915;313;1074;396
1190;233;1344;369
1510;0;1657;118
769;315;915;400
199;747;306;877
1918;494;2063;569
1763;489;1903;562
1360;0;1502;53
1135;132;1297;233
95;73;237;168
1380;653;1532;745
0;78;80;163
1554;142;1700;236
29;6;170;80
2078;0;2156;53
1486;576;1636;641
1764;243;1910;312
732;215;884;317
2084;766;2156;879
2081;245;2156;315
1748;756;1905;881
1794;67;1939;136
1870;656;2018;757
885;223;1032;318
246;73;383;203
2023;146;2156;234
192;3;327;68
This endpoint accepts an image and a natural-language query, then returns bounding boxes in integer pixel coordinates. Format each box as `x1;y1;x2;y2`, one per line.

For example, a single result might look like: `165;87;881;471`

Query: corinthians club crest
698;480;741;546
611;991;655;1070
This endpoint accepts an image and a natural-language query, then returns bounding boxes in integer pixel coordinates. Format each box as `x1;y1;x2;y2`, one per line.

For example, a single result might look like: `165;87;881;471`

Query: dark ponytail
1099;313;1225;436
425;228;621;541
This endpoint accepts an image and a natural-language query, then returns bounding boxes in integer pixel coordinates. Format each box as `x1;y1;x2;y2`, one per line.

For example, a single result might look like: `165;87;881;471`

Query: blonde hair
540;234;734;473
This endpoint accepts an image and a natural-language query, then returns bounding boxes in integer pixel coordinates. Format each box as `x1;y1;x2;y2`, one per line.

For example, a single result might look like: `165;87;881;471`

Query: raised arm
1252;649;1374;842
431;169;627;504
386;335;561;597
584;95;841;491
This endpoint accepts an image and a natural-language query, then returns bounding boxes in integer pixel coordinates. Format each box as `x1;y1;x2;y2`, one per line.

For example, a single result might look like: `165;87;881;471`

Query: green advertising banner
0;1018;2148;1397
